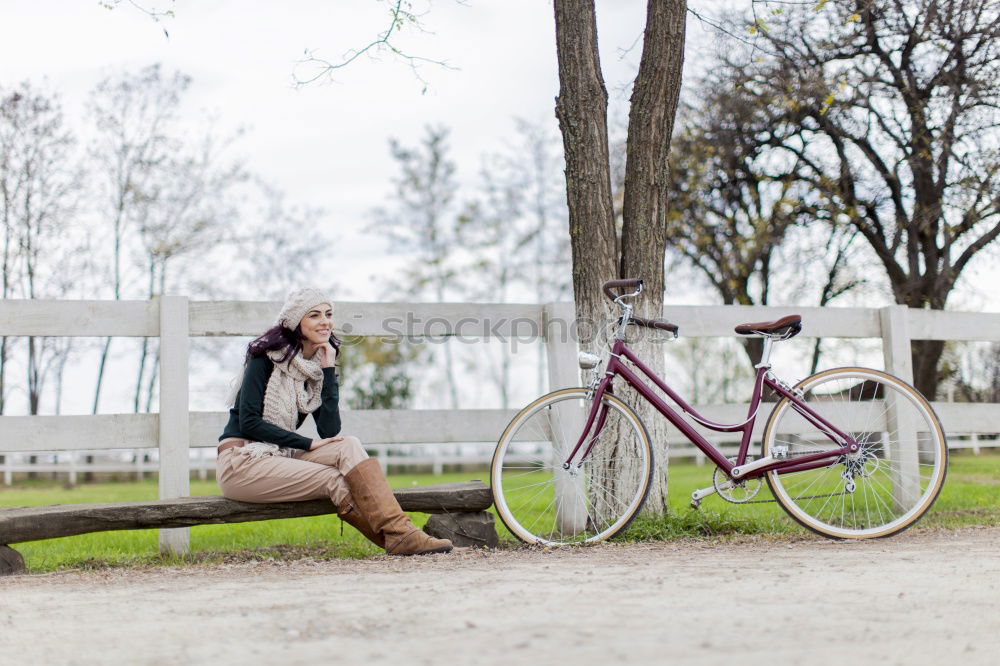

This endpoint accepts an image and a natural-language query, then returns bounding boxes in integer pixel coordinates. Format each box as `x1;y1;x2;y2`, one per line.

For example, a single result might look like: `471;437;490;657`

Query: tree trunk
911;339;944;400
0;336;7;415
553;0;620;532
86;338;111;480
135;337;149;412
553;0;619;339
27;336;38;479
54;342;70;415
92;337;112;413
554;0;687;520
144;352;159;413
617;0;686;514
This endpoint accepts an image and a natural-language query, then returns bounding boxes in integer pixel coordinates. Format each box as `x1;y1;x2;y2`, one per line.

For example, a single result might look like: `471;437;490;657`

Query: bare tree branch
293;0;456;91
98;0;175;38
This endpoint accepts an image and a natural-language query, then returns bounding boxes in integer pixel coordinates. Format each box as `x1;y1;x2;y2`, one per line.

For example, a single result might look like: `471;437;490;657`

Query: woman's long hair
245;325;302;364
227;324;342;406
244;325;344;365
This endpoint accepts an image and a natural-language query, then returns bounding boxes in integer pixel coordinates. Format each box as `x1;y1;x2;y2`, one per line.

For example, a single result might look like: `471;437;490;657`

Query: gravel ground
2;527;999;665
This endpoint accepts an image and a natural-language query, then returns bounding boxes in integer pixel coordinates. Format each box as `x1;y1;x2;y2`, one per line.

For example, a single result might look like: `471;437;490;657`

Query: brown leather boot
344;458;453;556
337;495;384;549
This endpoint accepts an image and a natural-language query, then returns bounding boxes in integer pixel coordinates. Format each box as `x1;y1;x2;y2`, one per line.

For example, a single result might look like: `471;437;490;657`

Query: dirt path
2;527;999;665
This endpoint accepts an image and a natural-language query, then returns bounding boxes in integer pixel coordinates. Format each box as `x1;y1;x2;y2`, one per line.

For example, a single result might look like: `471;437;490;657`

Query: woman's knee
338;436;368;469
339;435;364;452
302;435;367;468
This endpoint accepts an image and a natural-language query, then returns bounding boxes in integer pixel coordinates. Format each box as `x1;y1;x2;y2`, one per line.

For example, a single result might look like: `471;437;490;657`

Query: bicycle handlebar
631;314;679;335
601;278;679;336
602;278;643;300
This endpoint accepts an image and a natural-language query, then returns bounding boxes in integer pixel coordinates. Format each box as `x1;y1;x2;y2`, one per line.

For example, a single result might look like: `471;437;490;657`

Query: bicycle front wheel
762;367;947;539
491;388;654;545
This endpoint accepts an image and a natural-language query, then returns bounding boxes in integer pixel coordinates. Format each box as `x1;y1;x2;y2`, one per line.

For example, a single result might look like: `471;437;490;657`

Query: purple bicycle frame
564;337;858;479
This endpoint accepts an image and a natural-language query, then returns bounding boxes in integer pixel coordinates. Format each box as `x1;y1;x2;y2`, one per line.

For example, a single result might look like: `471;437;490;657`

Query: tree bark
618;0;687;513
553;0;619;348
911;339;945;400
554;0;687;518
620;0;685;301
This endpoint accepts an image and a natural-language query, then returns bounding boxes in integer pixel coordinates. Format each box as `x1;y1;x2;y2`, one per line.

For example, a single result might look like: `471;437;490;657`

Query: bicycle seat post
756;337;775;370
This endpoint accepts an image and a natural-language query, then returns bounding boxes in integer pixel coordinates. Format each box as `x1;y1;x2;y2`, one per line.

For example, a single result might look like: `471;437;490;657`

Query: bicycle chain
717;450;849;505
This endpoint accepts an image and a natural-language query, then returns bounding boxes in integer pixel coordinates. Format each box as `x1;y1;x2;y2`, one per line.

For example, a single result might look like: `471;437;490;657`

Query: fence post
543;302;580;392
158;295;190;555
68;452;78;486
543;302;587;533
879;305;920;511
880;305;914;384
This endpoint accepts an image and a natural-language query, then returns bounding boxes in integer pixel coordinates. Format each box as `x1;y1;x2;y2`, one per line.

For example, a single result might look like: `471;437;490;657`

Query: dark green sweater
219;354;341;451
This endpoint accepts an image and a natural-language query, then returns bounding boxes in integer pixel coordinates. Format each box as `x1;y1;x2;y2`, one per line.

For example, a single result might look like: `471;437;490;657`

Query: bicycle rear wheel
762;367;947;539
491;388;654;545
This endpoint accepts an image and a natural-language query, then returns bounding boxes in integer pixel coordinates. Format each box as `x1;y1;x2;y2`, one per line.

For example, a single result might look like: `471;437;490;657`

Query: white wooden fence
1;298;999;554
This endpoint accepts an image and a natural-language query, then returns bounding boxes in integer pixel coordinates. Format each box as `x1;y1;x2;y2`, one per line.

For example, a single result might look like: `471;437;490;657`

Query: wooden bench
0;480;497;575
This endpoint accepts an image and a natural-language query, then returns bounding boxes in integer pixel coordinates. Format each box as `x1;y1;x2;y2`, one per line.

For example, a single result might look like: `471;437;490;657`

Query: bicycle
490;278;948;545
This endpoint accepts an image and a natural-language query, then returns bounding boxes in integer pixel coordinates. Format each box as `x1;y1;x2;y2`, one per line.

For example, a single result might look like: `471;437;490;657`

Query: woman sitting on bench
216;287;453;556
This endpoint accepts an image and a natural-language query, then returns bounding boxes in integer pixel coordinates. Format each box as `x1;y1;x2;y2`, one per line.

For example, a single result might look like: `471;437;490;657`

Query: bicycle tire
490;388;654;545
762;367;948;539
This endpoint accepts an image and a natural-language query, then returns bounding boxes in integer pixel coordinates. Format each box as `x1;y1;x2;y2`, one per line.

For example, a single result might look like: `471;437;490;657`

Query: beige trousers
216;436;369;508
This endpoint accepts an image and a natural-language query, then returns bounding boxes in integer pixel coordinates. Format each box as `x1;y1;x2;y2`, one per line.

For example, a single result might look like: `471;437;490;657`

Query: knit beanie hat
275;287;333;330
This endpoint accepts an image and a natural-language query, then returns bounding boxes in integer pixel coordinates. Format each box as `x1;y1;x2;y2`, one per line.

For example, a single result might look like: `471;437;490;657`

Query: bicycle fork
562;377;616;469
562;402;611;469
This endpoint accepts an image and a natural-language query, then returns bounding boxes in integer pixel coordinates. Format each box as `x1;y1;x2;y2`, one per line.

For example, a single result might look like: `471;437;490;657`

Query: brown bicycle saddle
734;314;802;338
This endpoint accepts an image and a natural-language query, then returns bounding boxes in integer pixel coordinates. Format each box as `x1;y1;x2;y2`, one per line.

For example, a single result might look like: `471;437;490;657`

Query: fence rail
2;297;1000;553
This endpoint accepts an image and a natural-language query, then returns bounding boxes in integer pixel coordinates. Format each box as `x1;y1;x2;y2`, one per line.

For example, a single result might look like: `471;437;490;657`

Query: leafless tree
368;126;461;409
455;119;573;406
0;89;25;416
494;119;572;394
952;342;1000;403
87;64;190;413
664;71;864;368
131;127;247;412
0;83;82;415
455;159;523;409
728;0;1000;398
229;181;330;301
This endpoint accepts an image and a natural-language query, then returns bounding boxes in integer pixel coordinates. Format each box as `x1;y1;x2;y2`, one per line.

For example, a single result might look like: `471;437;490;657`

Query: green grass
618;450;1000;540
1;453;997;573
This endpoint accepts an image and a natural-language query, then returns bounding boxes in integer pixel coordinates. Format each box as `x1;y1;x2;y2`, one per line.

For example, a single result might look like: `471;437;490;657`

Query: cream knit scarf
242;348;324;459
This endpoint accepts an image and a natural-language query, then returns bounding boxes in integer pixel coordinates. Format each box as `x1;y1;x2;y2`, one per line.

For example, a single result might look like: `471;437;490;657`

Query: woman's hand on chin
315;342;338;368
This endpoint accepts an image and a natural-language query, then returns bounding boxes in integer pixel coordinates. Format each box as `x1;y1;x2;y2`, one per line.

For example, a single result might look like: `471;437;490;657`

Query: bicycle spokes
491;389;653;545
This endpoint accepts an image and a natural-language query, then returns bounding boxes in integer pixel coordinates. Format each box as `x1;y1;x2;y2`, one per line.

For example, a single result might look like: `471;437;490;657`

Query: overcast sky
3;1;996;309
1;0;696;302
3;1;997;416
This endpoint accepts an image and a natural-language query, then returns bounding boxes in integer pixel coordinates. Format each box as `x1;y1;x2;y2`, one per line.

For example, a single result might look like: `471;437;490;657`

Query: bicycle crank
713;457;762;504
691;451;854;508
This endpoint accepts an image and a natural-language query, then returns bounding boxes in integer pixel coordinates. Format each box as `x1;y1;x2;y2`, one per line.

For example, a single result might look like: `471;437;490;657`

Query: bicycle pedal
690;499;701;510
